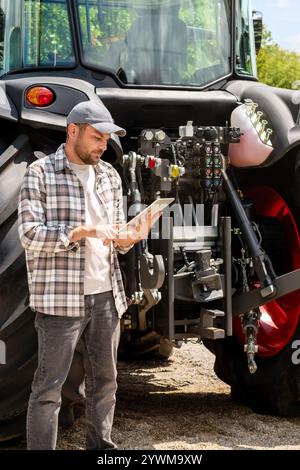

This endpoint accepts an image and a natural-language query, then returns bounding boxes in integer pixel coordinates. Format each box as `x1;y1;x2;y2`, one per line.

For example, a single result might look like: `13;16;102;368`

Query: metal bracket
140;253;165;290
232;268;300;316
138;289;162;331
192;274;224;302
187;308;225;339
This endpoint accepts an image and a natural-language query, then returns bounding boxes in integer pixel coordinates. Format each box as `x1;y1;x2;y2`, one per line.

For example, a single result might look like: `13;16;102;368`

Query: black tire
204;322;300;416
0;137;85;442
118;329;173;360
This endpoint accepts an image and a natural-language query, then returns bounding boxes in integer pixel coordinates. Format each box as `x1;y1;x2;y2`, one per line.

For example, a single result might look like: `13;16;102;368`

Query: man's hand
95;224;118;242
114;209;162;248
69;210;162;248
69;224;118;244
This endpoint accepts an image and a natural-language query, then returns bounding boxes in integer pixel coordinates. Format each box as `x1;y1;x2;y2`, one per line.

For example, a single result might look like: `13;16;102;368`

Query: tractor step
183;308;225;339
199;308;225;339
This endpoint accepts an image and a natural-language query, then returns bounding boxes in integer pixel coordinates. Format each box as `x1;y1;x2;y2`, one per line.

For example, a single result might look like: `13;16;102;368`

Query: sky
252;0;300;53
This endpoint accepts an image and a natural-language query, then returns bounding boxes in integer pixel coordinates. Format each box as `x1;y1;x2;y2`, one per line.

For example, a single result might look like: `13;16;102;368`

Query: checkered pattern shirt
18;144;132;318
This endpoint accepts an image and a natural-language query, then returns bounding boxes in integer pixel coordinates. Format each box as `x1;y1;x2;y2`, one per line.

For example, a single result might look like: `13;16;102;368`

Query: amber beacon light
26;86;55;107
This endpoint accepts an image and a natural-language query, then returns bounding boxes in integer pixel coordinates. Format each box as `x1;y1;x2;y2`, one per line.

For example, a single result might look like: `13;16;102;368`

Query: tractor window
0;0;75;75
76;0;231;88
24;0;75;67
235;0;257;76
0;0;23;73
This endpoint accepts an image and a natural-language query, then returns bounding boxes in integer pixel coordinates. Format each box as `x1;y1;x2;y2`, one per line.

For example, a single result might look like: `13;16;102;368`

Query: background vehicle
1;0;300;441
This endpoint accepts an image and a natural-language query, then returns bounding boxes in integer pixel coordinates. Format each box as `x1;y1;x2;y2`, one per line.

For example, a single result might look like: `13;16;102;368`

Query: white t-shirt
69;161;112;295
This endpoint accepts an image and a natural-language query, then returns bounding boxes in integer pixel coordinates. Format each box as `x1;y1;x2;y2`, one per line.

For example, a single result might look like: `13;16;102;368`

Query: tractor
1;0;300;441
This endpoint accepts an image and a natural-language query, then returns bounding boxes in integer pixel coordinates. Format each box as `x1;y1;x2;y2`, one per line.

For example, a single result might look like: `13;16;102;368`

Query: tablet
118;197;175;233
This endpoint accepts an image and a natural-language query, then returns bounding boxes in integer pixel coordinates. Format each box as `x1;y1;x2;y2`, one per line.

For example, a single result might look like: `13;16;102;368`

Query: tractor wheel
205;324;300;416
204;186;300;416
0;137;85;442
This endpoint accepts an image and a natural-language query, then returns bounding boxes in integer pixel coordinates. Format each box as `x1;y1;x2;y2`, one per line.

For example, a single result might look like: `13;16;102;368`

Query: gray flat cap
66;101;126;137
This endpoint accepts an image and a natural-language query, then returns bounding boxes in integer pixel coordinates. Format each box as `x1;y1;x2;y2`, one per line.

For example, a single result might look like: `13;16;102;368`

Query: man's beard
74;143;102;165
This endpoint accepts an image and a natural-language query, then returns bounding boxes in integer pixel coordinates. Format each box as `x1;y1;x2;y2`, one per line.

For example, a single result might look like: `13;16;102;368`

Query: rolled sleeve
58;225;80;252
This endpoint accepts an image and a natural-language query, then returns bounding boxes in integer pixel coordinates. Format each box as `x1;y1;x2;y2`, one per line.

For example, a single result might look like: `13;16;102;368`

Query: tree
257;27;300;89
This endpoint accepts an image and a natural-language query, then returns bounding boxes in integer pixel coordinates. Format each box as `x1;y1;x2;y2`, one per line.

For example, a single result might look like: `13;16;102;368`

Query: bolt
244;99;254;115
253;110;263;126
249;103;259;120
155;130;166;141
261;120;268;133
144;130;154;141
265;128;273;140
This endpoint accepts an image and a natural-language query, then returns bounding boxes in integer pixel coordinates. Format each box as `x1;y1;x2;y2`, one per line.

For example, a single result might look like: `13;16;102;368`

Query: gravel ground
5;342;300;450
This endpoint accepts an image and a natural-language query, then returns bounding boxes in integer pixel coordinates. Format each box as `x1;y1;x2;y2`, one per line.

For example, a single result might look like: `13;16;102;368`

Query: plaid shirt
18;144;132;318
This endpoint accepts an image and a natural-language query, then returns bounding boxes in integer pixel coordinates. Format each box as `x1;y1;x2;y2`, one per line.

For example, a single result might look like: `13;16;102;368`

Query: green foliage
78;3;135;54
77;0;224;81
6;0;227;85
179;0;214;29
24;0;74;66
257;27;300;89
179;0;220;75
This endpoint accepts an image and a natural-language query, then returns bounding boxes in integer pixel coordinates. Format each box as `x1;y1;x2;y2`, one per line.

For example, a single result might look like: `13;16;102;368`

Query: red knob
148;156;156;169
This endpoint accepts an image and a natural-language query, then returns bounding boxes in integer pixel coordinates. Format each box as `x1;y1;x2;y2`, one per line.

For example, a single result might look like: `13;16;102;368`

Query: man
18;101;160;450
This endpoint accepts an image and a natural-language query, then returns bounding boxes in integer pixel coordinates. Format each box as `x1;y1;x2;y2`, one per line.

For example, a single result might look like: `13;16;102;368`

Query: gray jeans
27;290;120;450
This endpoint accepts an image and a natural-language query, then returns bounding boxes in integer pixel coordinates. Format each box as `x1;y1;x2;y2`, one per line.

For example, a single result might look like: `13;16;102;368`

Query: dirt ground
5;342;300;450
58;342;300;450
